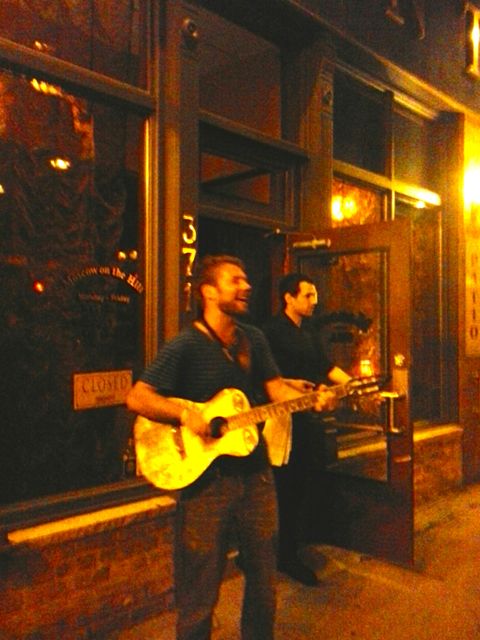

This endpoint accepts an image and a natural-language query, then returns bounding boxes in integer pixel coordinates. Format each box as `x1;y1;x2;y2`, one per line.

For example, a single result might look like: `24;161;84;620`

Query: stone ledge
7;495;176;547
338;424;463;459
414;424;462;443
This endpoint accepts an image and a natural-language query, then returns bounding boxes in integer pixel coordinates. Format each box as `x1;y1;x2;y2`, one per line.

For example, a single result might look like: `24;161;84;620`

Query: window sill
6;495;176;548
0;478;173;548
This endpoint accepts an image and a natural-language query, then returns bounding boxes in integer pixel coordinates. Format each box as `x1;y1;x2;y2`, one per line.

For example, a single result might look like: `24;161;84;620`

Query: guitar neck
228;382;351;430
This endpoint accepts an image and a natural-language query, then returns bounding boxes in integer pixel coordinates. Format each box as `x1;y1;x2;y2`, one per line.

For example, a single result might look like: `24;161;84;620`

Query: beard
218;299;249;316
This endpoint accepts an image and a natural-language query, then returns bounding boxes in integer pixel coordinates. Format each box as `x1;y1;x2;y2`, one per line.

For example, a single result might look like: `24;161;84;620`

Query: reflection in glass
395;199;441;424
199;8;281;137
298;250;387;481
333;71;386;174
332;177;383;227
393;106;435;188
0;0;147;87
0;70;143;504
201;152;271;206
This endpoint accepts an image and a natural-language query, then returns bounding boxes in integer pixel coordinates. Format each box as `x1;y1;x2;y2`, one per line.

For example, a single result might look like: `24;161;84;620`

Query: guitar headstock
345;375;388;397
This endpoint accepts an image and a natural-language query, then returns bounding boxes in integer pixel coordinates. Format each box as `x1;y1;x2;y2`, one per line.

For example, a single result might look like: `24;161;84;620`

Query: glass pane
201;152;271;205
394;107;435;188
0;70;144;505
0;0;147;88
198;8;281;137
298;250;387;481
395;199;441;424
334;72;386;174
332;177;383;226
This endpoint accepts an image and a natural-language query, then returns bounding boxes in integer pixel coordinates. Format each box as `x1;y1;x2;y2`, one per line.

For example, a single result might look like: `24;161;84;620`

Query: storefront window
0;0;147;88
0;69;143;505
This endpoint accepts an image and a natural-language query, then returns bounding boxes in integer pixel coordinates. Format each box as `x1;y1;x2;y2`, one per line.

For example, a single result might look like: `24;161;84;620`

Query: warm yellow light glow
0;183;5;195
33;41;55;53
359;359;374;378
49;157;71;171
30;78;63;97
472;22;480;46
331;195;357;221
331;196;343;221
33;280;45;294
129;250;138;260
343;196;357;218
464;165;480;206
116;251;127;261
414;200;426;209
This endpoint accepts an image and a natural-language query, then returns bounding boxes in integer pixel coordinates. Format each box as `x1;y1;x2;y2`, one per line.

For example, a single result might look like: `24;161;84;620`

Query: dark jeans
273;414;320;563
273;460;309;562
175;467;278;640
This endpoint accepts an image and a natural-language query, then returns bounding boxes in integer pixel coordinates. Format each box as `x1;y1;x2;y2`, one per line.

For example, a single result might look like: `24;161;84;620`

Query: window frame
199;110;308;229
332;63;455;426
0;4;163;536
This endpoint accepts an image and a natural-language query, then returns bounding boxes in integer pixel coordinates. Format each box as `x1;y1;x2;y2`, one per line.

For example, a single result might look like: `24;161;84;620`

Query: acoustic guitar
134;377;381;491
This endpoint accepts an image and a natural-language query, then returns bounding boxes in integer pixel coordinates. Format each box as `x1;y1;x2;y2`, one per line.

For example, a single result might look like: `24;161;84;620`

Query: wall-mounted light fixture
464;163;480;230
464;164;480;207
465;3;480;78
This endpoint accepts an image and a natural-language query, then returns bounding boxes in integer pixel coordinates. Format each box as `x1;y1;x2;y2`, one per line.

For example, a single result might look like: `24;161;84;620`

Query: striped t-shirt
140;321;280;476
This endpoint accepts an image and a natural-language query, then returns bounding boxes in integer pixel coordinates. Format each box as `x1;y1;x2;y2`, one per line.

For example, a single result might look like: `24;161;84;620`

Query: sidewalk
116;483;480;639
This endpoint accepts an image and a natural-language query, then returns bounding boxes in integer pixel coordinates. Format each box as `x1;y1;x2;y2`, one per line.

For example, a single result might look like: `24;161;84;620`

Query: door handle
380;391;406;435
292;238;332;249
379;391;405;400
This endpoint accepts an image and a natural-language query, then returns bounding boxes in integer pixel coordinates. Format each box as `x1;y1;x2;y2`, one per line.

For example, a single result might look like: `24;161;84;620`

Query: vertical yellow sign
466;233;480;357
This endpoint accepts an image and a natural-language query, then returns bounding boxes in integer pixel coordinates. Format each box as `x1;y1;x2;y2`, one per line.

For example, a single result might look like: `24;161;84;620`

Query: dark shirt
263;312;335;461
263;312;333;384
140;321;280;475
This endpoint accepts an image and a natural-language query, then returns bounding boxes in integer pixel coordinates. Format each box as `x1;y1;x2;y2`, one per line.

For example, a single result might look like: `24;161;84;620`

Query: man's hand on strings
180;407;212;439
314;384;337;412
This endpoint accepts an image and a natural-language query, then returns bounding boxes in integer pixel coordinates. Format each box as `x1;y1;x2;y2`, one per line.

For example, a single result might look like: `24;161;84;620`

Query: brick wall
335;425;463;505
0;497;176;640
414;426;463;505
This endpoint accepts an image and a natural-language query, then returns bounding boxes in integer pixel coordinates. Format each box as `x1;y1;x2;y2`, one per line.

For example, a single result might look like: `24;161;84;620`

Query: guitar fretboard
226;382;355;430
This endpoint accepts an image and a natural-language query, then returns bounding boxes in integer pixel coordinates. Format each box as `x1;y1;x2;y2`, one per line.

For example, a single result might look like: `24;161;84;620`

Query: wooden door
285;219;414;565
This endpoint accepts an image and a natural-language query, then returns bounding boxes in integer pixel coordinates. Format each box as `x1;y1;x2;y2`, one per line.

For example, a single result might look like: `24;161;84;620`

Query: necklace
199;317;236;362
197;316;251;371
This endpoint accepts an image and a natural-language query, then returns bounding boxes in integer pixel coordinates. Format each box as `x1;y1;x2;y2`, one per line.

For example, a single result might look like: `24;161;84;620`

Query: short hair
194;255;246;304
278;272;315;308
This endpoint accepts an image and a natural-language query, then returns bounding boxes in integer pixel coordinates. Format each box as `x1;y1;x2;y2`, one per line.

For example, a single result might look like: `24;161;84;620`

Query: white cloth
262;414;292;466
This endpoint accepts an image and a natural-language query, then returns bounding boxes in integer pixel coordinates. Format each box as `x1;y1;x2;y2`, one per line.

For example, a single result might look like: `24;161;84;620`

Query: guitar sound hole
210;417;227;438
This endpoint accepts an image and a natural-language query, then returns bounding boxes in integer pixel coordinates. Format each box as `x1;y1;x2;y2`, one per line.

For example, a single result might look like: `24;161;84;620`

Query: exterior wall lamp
465;2;480;78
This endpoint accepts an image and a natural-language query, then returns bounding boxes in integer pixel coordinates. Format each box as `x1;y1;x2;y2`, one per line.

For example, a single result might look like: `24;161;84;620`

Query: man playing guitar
127;255;333;640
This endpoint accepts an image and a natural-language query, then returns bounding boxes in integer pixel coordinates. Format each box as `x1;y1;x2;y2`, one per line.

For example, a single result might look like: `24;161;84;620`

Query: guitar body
134;388;260;491
134;377;383;491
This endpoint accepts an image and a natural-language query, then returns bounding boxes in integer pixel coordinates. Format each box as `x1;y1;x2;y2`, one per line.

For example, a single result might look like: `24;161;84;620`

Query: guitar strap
195;318;251;373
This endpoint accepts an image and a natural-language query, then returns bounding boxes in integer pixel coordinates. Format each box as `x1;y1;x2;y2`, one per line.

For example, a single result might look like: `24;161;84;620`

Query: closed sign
73;370;132;410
